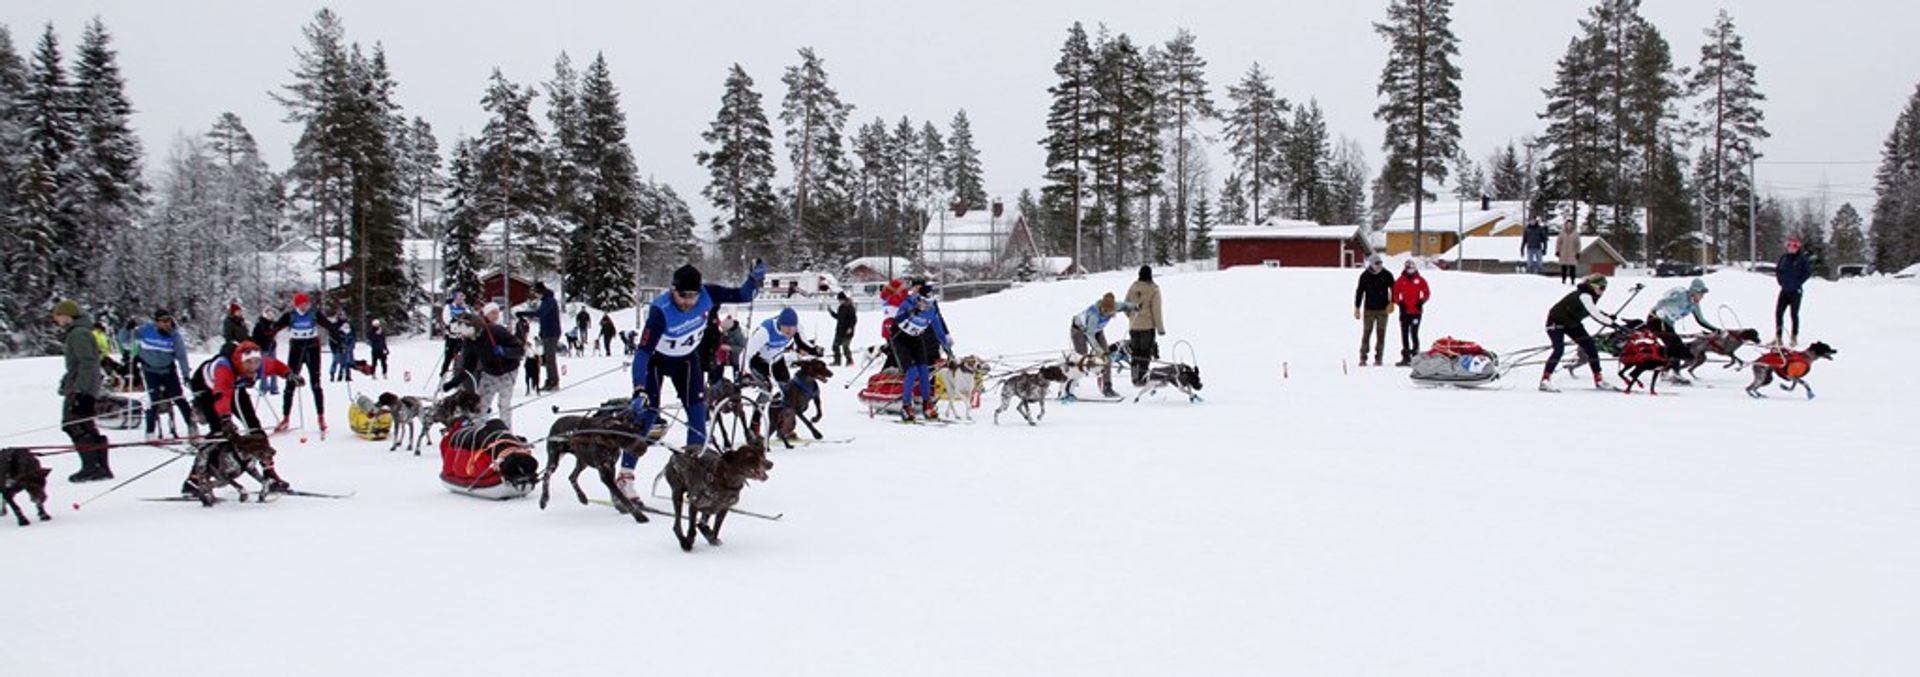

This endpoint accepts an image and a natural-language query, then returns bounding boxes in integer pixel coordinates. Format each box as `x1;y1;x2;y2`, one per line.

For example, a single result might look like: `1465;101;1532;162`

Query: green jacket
62;314;104;397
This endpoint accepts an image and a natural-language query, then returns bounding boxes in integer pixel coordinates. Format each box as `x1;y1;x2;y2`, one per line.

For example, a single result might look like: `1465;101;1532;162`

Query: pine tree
440;138;484;299
1643;143;1695;262
474;68;555;280
397;116;441;239
1870;83;1920;271
779;47;855;267
1329;136;1372;226
276;10;354;296
204;112;283;293
697;64;779;263
1223;63;1285;223
1688;9;1768;264
1486;143;1528;200
340;45;413;329
1190;183;1215;259
0;25;38;348
543;53;586;239
1088;30;1161;269
946;109;985;208
1159;29;1216;258
562;53;646;310
1449;151;1483;202
68;18;146;304
1373;0;1463;253
1828;202;1867;266
1218;172;1248;224
20;25;80;317
1284;100;1331;222
1039;23;1096;268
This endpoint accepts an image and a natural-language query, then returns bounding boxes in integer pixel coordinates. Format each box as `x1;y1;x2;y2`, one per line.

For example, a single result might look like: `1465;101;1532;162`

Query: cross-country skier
892;286;952;421
183;340;297;500
440;291;470;377
615;260;765;502
1540;274;1621;392
1068;292;1135;399
744;307;823;390
1645;278;1719;379
136;308;200;439
273;292;334;434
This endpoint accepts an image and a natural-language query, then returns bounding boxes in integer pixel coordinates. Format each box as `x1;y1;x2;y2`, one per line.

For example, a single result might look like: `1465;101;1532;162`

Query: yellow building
1380;201;1527;255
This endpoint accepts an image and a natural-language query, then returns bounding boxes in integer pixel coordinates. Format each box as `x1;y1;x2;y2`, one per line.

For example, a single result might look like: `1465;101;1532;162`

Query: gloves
287;374;306;388
750;258;767;284
1157;328;1166;336
1385;305;1394;315
1353;308;1361;320
491;345;506;357
628;391;651;418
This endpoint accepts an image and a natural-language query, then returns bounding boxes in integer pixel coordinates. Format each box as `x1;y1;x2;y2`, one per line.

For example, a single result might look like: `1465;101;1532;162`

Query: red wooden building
1209;222;1370;269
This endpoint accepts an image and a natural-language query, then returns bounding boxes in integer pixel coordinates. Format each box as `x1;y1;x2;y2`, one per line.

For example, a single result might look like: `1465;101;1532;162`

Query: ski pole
842;347;884;389
70;446;192;511
507;362;629;412
21;437;214;456
0;393;191;442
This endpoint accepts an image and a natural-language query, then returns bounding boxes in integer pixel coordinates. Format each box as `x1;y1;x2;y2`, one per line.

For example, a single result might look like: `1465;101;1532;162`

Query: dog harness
1757;349;1812;379
1619;331;1667;368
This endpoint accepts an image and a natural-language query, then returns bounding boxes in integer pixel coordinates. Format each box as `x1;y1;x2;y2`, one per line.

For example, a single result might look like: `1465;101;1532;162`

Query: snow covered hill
4;267;1917;677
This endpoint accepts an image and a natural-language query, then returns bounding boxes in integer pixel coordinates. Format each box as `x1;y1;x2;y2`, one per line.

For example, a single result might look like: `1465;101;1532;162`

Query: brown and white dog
1682;328;1764;378
1746;342;1837;400
993;365;1071;426
375;392;438;455
0;447;53;527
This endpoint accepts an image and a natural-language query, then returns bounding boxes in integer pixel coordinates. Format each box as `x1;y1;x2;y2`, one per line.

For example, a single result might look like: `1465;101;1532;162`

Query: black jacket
250;318;278;354
1354;268;1395;311
222;315;250;345
829;299;858;337
459;322;525;377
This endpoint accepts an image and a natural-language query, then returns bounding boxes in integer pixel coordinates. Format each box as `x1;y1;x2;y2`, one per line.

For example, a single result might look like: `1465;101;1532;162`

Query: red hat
230;340;263;363
228;302;242;314
293;292;311;307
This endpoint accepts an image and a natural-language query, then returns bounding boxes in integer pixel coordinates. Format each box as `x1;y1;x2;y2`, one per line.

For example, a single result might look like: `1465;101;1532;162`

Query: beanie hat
1688;278;1709;294
1097;293;1116;315
1138;265;1153;282
153;307;175;321
52;299;81;318
776;307;799;328
672;265;703;292
293;292;311;307
228;302;242;314
231;340;263;363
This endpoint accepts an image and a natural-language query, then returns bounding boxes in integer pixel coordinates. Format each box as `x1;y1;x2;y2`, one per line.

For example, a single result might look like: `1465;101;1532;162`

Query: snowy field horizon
5;266;1918;676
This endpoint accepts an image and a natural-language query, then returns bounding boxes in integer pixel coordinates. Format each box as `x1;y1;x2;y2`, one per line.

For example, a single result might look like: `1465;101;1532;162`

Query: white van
763;271;843;299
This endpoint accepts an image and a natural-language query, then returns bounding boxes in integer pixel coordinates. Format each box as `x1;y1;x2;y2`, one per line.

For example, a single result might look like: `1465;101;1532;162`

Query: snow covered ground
4;267;1917;676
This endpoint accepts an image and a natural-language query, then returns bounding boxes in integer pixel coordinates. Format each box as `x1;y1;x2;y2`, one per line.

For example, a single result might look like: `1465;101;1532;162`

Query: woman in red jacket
1391;260;1431;366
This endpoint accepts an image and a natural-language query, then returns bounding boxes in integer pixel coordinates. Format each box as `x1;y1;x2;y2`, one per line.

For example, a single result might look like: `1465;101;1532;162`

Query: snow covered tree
1223;63;1285;224
0;25;40;349
1158;29;1217;259
1828;202;1867;266
1688;9;1768;264
697;64;779;262
1870;82;1920;271
204;112;284;292
1329;136;1372;226
1088;30;1161;269
18;25;82;322
1190;183;1215;259
337;45;413;330
68;18;146;306
946;109;985;208
779;47;855;267
473;68;556;280
439;137;484;299
1039;22;1096;267
1373;0;1462;253
1218;172;1248;224
559;53;646;310
396;116;441;239
1486;143;1528;201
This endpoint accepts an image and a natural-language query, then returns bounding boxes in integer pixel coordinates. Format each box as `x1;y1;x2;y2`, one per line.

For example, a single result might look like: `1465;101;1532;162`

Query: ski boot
923;401;940;421
1592;377;1619;392
273;419;291;434
1538;379;1560;393
264;467;291;493
615;470;640;503
317;416;329;438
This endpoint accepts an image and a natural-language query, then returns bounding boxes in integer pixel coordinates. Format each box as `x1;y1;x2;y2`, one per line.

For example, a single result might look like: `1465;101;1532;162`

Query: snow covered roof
920;204;1024;267
1438;236;1624;264
1027;256;1081;275
841;256;915;274
1209;221;1361;241
1382;201;1526;233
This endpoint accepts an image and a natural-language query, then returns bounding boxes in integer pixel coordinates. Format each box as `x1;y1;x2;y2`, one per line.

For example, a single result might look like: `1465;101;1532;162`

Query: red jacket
879;279;909;340
200;355;291;417
1391;273;1430;315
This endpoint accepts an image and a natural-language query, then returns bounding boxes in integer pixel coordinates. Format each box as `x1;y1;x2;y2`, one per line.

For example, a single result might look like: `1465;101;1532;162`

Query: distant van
764;272;843;299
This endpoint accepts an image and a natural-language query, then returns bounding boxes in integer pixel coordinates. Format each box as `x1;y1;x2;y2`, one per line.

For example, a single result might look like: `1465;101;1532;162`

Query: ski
586;497;676;520
781;437;856;445
141;495;224;504
271;489;356;499
622;496;785;522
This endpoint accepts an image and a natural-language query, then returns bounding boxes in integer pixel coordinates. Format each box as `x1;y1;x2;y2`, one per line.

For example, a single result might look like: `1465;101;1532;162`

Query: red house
1209;222;1370;269
480;271;537;307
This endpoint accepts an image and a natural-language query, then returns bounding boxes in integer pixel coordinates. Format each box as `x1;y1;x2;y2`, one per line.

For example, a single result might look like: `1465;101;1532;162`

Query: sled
95;394;146;431
348;395;393;441
439;419;535;500
857;368;952;416
1409;336;1502;388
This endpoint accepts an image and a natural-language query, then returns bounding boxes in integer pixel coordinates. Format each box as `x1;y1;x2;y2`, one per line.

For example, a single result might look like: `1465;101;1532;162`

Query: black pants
1543;321;1601;379
832;331;854;365
144;369;196;434
1129;329;1157;386
600;333;614;356
1560;264;1576;284
1643;317;1692;362
748;354;793;389
439;339;462;376
282;339;326;417
1774;289;1802;339
371;350;389;377
1399;313;1423;359
63;393;110;473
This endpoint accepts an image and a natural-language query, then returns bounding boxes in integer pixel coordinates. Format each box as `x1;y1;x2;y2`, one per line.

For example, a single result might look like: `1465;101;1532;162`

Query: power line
1755;160;1878;166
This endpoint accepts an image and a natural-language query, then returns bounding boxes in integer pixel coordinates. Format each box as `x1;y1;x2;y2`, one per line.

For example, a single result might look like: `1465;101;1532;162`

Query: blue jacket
1776;251;1812;294
891;295;951;350
1072;301;1137;337
536;291;562;338
1649;288;1719;331
630;270;762;405
135;322;191;377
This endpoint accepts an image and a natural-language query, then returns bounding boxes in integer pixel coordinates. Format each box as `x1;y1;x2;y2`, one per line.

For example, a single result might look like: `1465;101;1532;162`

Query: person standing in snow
439;291;470;377
274;292;334;433
220;302;250;357
1522;221;1550;275
327;308;354;382
573;306;592;356
448;303;525;426
1774;236;1813;346
615;261;764;503
878;278;909;369
1125;265;1164;387
893;288;953;420
534;283;563;390
599;313;617;357
1391;260;1431;366
1354;254;1396;367
1068;292;1136;399
251;306;280;395
1555;224;1581;284
136;308;200;439
828;292;858;366
1539;274;1621;392
116;318;144;391
55;299;114;482
367;319;390;379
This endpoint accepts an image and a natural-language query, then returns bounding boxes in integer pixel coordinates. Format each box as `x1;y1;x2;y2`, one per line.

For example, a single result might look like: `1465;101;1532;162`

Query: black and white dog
375;392;438;455
1132;363;1204;403
994;365;1070;426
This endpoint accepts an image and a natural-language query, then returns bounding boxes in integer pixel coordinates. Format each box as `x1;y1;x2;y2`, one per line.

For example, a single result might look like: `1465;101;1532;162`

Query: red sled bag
856;369;905;416
1619;331;1667;367
439;419;538;500
1426;336;1487;358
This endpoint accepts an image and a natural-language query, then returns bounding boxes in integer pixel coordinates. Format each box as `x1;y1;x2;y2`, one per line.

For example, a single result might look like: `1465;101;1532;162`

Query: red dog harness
1756;348;1813;379
1619;331;1666;367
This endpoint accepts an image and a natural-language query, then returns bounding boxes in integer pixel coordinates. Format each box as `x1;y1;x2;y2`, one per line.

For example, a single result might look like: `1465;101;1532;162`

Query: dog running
993;365;1070;426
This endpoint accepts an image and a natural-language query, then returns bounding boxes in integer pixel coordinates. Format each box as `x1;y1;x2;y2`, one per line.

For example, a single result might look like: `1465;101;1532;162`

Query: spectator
1124;265;1164;386
1774;236;1813;347
1353;254;1395;367
1392;259;1431;366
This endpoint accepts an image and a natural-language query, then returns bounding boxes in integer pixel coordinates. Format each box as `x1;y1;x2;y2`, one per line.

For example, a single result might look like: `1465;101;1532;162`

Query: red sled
439;419;537;500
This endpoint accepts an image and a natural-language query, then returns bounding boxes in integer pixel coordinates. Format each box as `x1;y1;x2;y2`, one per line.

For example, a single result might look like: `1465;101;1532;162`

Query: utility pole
1749;155;1759;269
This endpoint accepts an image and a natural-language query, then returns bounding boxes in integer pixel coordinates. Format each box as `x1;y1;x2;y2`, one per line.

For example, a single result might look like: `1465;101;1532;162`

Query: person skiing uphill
617;260;764;502
1539;274;1620;392
273;292;334;433
184;341;296;500
1068;292;1136;399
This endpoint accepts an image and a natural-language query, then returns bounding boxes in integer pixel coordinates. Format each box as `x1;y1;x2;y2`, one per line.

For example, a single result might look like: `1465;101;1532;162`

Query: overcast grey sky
7;0;1917;224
